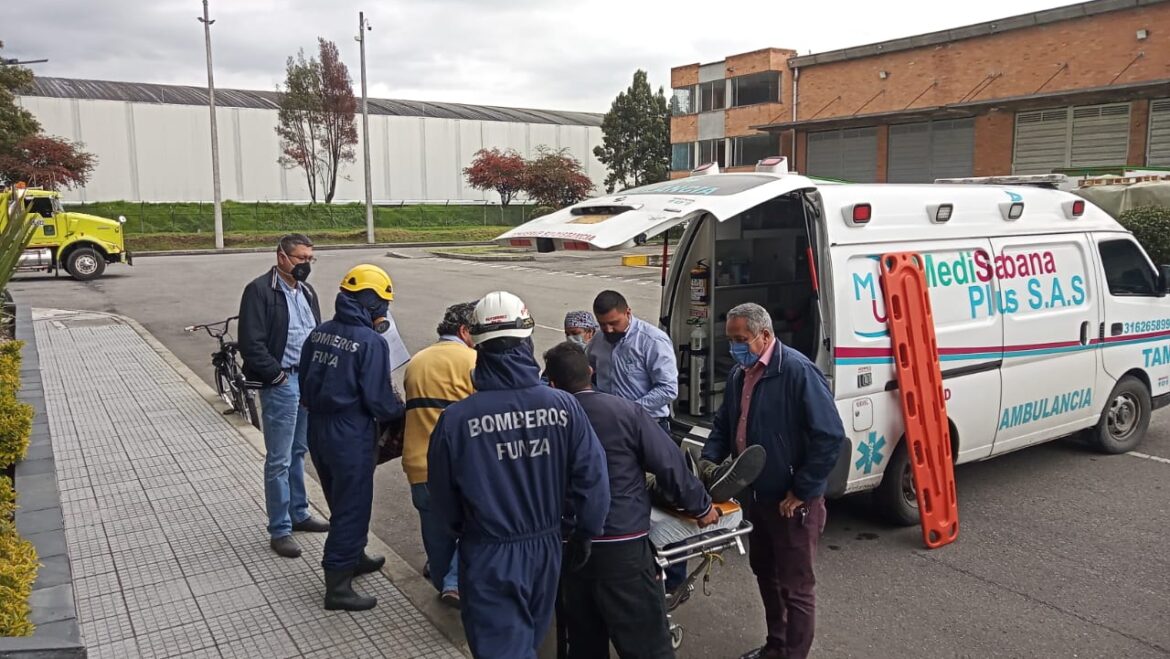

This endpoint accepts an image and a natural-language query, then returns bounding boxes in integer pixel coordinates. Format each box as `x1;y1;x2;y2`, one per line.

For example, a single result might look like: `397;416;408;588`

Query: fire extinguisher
690;260;710;307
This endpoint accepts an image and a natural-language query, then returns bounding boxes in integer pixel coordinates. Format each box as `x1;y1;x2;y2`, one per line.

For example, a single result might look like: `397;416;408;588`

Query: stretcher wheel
669;623;683;650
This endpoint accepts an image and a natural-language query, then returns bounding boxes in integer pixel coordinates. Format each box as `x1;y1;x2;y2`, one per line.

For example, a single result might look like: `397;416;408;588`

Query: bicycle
184;316;261;429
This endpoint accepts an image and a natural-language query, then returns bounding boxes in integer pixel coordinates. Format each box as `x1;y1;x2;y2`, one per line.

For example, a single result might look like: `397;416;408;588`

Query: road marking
535;323;564;334
1127;451;1170;465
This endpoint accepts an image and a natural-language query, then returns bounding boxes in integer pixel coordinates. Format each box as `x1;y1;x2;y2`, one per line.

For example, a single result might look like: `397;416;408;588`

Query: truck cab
17;189;132;280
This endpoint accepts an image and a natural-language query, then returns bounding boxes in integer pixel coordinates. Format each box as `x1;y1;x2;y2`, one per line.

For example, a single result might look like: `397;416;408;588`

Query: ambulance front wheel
1091;376;1150;454
874;440;919;527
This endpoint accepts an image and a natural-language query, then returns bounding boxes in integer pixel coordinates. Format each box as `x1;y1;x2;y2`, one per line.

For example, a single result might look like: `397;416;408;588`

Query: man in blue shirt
587;290;678;435
238;234;330;559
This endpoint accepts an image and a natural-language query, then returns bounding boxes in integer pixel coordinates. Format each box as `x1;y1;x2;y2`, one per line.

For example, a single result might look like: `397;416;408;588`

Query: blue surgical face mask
566;334;587;346
730;341;760;367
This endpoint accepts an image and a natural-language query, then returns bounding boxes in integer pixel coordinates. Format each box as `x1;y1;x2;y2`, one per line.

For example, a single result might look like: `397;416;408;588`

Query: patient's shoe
708;444;766;502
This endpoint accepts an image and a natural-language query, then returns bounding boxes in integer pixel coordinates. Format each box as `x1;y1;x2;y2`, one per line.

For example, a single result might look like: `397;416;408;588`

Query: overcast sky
9;0;1076;113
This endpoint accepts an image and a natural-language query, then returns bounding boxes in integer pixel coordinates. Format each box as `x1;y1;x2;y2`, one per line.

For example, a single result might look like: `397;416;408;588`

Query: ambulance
495;158;1170;525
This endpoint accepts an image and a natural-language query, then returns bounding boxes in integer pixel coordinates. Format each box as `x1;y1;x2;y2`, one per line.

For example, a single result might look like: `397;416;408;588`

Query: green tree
592;70;670;194
275;39;358;204
0;42;41;154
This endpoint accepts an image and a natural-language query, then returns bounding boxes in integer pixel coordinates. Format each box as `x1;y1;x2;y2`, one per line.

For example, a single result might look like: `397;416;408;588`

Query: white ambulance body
496;161;1170;524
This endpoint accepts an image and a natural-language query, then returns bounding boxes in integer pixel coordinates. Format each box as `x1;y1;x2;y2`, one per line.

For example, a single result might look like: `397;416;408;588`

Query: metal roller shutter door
1013;108;1070;174
1150;99;1170;167
888;119;974;182
806;128;878;182
1070;104;1130;168
806;130;843;180
887;123;930;183
930;118;975;179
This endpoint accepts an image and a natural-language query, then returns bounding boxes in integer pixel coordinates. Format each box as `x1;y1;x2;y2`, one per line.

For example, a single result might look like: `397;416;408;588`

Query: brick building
669;0;1170;182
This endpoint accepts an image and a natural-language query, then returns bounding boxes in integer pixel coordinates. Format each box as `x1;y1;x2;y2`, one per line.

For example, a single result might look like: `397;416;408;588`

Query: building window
671;87;695;115
699;81;726;113
732;134;777;166
698;139;727;167
672;143;695;171
731;72;781;108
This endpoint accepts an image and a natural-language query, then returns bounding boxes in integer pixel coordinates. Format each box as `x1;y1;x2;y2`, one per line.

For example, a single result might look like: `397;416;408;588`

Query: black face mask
604;331;626;344
290;262;311;283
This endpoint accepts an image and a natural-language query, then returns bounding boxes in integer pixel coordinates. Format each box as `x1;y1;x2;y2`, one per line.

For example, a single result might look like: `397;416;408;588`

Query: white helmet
471;291;535;345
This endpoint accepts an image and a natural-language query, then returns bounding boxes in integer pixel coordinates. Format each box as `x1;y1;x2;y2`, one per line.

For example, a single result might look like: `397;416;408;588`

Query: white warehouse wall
18;95;606;203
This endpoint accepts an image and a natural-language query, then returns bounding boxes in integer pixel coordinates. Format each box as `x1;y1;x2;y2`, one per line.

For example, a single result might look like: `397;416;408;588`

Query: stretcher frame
653;520;754;650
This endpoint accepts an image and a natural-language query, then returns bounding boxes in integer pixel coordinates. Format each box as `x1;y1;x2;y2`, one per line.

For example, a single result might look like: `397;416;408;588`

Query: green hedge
0;339;36;638
67;201;540;235
1119;206;1170;266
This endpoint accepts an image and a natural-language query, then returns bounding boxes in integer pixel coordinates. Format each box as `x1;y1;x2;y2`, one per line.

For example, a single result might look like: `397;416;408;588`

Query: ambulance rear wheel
66;248;105;281
1091;376;1150;454
874;440;918;527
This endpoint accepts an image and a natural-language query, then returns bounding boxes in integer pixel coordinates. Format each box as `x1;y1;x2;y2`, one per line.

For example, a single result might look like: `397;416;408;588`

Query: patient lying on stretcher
646;444;765;548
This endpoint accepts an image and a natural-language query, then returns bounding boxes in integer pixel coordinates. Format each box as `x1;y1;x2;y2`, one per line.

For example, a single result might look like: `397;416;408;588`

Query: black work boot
707;444;767;503
354;553;386;576
323;570;377;611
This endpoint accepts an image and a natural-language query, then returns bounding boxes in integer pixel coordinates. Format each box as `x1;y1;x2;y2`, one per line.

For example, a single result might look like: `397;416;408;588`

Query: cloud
7;0;1077;112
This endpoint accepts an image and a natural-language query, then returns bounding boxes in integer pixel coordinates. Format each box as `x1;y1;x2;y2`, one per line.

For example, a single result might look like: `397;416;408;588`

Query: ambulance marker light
929;203;953;223
999;201;1025;221
1072;200;1084;216
851;203;872;225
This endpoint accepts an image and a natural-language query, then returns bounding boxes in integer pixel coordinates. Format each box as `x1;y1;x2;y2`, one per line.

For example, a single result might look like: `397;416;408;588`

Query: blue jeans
259;373;310;539
411;483;459;593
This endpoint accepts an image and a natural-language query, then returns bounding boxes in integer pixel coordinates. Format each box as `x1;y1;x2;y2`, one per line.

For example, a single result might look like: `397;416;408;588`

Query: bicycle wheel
242;388;261;430
214;364;235;410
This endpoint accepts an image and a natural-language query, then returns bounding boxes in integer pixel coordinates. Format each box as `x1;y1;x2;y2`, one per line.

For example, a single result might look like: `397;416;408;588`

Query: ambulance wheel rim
901;463;917;509
1107;393;1138;440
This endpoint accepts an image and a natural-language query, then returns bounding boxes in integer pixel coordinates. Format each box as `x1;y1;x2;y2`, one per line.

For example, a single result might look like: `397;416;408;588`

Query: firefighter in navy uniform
427;291;611;659
298;264;404;611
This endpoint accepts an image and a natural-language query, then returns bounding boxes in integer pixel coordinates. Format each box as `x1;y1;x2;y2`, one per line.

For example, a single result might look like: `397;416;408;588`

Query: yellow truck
16;189;132;280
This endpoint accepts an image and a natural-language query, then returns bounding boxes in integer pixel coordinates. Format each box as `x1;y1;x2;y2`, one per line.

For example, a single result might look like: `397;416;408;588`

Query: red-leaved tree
0;135;96;190
463;148;526;207
522;146;594;209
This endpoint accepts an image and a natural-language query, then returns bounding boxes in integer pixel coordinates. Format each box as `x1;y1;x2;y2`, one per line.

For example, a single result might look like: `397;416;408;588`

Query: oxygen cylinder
688;320;706;416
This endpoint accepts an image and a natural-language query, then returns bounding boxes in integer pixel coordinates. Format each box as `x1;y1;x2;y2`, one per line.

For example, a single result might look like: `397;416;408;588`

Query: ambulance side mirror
1160;265;1170;296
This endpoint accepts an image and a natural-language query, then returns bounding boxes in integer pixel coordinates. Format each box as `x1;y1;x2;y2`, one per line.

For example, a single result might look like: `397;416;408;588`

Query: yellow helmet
340;264;394;301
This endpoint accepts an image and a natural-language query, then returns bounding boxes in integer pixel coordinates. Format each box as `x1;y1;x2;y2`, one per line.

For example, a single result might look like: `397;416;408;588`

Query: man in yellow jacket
403;301;477;608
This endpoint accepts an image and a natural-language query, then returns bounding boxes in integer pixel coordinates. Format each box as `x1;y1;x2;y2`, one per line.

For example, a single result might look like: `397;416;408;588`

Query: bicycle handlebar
184;316;240;338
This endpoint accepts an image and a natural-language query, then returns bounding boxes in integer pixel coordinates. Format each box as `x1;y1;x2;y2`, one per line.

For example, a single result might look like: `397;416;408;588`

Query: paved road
10;249;1170;658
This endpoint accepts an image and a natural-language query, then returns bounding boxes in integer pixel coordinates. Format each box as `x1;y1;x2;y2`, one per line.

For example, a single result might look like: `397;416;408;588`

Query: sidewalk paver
33;309;463;659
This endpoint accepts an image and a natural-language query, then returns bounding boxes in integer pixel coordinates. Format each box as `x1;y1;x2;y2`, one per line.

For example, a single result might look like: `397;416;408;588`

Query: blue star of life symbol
855;431;886;475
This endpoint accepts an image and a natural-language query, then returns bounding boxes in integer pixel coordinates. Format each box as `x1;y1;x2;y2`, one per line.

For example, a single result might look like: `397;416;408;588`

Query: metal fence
65;200;542;235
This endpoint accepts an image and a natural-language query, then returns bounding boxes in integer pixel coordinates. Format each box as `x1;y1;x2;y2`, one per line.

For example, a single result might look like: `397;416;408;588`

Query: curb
429;250;535;262
132;241;493;258
90;311;471;657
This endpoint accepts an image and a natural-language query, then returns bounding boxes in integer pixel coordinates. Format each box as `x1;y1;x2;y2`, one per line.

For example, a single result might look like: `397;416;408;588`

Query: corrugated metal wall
18;96;606;203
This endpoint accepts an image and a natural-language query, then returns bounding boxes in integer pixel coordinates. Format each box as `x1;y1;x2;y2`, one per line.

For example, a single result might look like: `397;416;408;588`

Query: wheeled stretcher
651;501;753;650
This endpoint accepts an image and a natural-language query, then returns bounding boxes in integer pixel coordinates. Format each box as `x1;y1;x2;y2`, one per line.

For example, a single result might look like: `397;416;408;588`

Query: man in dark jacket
428;291;610;659
544;341;716;659
298;264;404;611
701;303;845;659
237;233;330;558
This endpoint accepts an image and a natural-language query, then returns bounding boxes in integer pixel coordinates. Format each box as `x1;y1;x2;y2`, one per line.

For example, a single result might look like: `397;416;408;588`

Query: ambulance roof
493;172;1127;251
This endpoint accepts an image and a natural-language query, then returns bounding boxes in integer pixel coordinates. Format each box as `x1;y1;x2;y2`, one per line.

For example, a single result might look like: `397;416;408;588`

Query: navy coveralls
428;341;610;659
298;292;404;572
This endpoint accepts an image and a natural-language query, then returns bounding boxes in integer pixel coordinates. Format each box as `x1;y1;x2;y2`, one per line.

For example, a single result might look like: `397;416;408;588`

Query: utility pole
357;11;375;244
198;0;225;250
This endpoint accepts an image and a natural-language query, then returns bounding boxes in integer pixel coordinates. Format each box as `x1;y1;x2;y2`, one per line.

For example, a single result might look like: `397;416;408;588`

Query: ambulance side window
1098;239;1158;297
